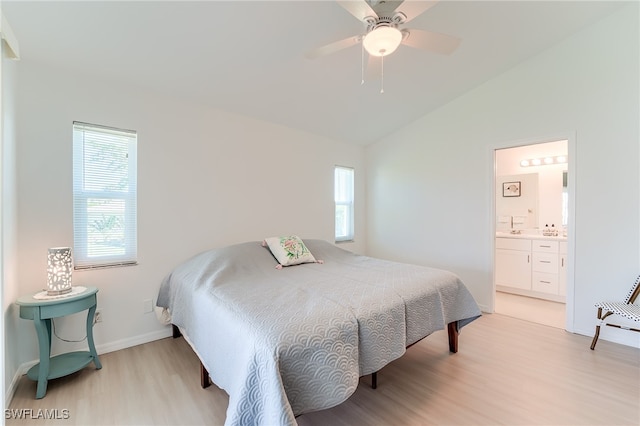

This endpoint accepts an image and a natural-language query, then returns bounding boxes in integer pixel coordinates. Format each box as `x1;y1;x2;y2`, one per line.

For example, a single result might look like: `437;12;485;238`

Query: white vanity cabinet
531;240;559;295
495;238;531;290
495;235;566;302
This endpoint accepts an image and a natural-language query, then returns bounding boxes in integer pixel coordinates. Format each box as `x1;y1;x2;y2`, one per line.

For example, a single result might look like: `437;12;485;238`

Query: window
73;122;137;269
334;166;354;242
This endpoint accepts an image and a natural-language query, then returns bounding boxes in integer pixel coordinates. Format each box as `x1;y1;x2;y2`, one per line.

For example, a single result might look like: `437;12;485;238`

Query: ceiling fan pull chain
380;55;384;94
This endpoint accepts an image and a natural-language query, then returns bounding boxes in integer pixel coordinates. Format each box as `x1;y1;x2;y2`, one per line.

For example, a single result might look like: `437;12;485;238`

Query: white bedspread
156;239;481;425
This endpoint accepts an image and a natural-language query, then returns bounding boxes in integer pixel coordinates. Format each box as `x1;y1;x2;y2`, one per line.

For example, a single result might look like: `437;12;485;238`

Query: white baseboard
5;363;27;409
477;303;490;313
5;327;173;408
94;328;173;356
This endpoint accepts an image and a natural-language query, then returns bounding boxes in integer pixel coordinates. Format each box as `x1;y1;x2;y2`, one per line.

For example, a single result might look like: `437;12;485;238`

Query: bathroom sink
495;231;566;240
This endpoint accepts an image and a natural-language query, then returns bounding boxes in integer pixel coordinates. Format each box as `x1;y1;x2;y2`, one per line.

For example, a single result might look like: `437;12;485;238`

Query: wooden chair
590;275;640;350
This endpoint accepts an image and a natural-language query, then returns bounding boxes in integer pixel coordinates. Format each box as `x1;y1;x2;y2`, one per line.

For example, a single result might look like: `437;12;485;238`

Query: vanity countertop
496;231;567;241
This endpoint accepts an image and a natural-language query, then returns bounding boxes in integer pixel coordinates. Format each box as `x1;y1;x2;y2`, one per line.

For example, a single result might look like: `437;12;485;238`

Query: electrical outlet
94;310;103;323
143;299;153;314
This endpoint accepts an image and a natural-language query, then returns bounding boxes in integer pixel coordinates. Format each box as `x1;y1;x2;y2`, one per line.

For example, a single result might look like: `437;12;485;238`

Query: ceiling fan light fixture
363;26;402;57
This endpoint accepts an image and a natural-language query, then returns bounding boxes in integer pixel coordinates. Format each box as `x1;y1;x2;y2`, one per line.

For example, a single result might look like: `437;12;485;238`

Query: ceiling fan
306;0;461;60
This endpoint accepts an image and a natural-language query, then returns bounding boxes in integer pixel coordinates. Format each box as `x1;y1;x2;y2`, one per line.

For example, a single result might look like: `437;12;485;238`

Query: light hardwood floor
495;291;566;329
8;313;640;425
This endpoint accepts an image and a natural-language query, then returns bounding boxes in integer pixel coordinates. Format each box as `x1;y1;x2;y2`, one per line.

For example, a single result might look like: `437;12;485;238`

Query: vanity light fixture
520;155;568;167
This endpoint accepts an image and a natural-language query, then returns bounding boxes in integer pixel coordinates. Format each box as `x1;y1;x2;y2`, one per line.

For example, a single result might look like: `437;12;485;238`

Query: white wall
11;60;365;377
1;32;19;407
366;4;639;347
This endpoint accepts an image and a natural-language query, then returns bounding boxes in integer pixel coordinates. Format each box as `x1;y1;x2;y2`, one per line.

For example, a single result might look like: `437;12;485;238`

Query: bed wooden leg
172;324;182;338
200;361;211;388
171;325;211;389
371;372;377;389
448;322;459;353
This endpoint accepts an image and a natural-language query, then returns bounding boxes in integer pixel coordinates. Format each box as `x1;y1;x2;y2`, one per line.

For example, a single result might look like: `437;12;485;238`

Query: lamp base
47;287;73;296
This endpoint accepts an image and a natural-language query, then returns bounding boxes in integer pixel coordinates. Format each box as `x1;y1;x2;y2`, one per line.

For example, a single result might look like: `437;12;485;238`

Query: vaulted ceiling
3;1;625;145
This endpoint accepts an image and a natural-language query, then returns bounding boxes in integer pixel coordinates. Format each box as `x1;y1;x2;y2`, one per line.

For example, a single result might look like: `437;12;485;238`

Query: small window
335;166;354;242
73;122;137;269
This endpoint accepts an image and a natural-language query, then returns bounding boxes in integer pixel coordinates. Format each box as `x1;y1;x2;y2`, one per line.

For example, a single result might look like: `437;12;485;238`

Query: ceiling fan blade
336;0;378;21
401;29;461;55
305;35;362;59
398;1;439;23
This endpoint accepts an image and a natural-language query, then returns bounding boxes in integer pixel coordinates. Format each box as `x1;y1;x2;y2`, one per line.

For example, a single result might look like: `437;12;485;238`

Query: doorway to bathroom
493;137;574;330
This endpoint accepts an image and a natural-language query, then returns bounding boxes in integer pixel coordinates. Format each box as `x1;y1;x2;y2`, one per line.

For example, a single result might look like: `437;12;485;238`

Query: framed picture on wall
502;181;521;197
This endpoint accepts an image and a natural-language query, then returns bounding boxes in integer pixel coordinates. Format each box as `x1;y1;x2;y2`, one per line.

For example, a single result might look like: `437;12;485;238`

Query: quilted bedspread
156;239;481;426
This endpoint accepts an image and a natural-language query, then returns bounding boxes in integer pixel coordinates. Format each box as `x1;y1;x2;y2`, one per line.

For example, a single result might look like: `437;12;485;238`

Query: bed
156;238;481;426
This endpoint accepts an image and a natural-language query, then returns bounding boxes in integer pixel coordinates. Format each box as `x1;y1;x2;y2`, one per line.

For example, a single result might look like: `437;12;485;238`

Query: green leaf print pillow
263;235;317;268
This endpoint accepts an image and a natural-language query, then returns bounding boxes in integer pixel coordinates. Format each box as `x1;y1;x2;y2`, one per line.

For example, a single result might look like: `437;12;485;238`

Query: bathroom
494;139;568;328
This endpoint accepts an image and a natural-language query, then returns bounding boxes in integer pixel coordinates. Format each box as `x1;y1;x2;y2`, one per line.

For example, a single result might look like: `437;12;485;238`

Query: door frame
490;132;576;332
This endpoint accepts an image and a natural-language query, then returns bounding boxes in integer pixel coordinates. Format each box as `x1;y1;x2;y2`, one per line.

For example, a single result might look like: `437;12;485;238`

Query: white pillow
263;236;316;267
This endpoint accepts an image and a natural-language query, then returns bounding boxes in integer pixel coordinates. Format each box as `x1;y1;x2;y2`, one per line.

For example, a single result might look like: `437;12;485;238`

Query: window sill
75;262;138;271
335;239;354;244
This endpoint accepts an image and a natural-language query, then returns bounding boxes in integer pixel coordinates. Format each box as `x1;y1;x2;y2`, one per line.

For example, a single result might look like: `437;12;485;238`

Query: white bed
157;239;481;426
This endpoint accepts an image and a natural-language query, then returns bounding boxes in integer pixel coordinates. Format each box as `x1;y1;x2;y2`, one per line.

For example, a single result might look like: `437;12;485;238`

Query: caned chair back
590;274;640;350
623;275;640;304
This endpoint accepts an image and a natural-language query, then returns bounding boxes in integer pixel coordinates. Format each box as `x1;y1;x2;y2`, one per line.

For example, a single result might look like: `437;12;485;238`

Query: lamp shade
363;26;402;57
47;247;73;296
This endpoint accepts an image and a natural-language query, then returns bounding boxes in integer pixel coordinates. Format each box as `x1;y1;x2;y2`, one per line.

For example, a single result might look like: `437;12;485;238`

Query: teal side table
16;286;102;399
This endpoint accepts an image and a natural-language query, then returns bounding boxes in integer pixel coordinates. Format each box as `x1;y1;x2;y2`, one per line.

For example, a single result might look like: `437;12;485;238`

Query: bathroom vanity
495;232;567;302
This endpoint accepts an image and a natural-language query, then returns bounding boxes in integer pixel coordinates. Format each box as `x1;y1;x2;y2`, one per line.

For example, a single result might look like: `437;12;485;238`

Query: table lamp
47;247;73;296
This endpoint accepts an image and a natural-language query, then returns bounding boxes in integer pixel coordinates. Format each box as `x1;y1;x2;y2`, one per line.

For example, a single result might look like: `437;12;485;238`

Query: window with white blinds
73;122;137;269
334;166;354;242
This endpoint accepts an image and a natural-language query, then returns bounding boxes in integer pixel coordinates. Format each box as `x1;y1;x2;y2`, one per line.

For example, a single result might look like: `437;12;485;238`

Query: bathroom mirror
562;171;568;226
495;173;539;230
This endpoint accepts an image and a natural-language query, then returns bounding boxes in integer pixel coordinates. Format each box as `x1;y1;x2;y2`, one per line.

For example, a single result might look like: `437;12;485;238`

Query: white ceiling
3;1;625;145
